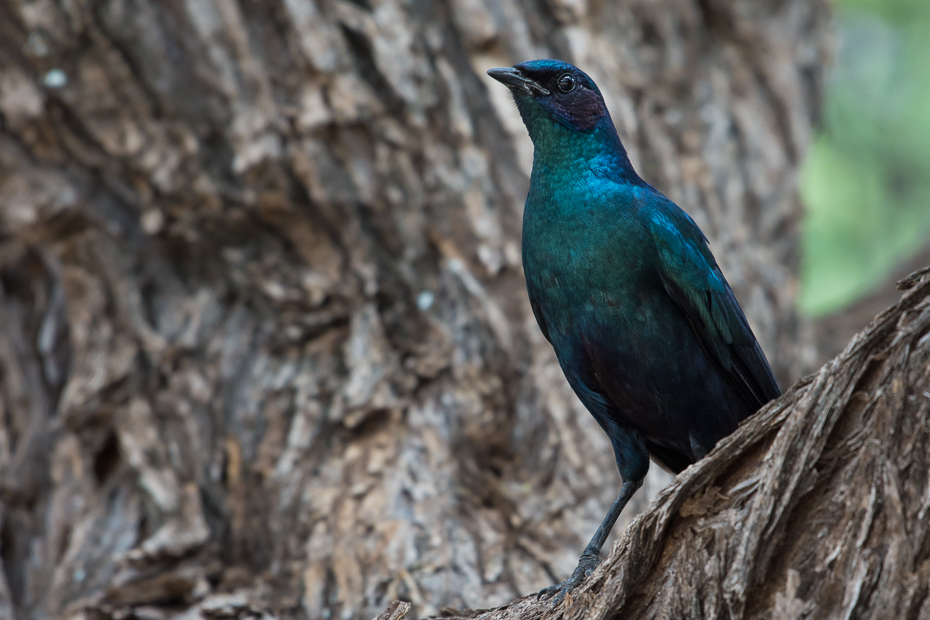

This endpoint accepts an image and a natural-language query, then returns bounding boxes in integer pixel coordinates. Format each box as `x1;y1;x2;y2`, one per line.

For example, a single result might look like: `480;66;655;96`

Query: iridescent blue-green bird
487;60;780;604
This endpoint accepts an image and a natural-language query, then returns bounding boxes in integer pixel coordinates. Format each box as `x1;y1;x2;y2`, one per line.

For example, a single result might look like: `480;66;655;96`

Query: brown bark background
0;1;829;618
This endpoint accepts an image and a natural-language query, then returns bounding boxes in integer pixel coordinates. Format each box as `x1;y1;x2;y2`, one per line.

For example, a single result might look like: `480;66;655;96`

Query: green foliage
799;2;930;315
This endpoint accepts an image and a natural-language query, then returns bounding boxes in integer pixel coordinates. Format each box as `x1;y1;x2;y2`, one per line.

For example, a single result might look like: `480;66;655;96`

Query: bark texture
421;265;930;620
0;0;828;618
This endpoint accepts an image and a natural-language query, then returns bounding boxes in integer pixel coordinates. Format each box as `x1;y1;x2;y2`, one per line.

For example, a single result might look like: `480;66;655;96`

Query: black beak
487;67;550;96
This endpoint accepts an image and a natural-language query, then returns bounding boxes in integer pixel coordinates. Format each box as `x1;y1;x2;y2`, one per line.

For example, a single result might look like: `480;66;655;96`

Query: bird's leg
537;477;643;605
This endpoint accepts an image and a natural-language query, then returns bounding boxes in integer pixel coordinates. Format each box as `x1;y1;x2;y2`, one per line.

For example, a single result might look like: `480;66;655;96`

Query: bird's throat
529;118;637;187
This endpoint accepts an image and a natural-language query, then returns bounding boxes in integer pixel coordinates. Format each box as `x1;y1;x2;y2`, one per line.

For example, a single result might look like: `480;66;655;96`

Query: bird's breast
524;235;650;334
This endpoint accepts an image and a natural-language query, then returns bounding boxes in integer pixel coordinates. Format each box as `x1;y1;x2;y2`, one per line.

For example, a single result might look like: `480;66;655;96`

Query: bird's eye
557;74;576;93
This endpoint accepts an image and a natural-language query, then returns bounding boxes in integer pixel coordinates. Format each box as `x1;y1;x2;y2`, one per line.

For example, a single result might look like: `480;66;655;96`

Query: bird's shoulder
637;190;713;263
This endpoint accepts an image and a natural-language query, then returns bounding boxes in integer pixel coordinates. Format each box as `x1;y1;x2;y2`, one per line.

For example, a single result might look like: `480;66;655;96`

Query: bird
486;60;781;605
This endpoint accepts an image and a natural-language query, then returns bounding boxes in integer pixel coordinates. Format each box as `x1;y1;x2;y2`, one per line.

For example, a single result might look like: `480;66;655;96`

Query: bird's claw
536;552;601;606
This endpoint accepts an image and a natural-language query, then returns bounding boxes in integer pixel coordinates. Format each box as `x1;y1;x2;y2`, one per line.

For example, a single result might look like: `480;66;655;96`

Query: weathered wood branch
406;266;930;619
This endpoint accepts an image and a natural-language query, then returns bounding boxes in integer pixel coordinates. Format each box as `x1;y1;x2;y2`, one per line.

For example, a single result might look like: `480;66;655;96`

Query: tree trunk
404;265;930;620
0;1;828;619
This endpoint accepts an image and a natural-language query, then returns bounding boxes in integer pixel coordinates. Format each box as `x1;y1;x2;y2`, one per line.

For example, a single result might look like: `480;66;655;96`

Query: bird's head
487;59;608;135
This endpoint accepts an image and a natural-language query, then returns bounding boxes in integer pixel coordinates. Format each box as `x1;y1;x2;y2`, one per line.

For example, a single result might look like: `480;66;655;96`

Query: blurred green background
800;0;930;315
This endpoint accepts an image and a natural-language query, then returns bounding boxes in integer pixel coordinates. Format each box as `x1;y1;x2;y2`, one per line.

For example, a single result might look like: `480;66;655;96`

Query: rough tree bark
0;1;828;619
394;265;930;620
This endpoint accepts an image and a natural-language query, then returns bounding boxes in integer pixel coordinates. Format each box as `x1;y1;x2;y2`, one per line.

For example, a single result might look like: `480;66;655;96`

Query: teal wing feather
649;204;781;409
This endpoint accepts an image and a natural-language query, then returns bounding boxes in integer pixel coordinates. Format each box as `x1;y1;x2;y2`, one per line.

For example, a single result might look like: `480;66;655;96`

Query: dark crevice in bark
339;25;408;120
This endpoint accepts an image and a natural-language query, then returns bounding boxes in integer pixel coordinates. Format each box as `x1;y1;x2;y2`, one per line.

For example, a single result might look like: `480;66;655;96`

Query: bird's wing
648;206;781;409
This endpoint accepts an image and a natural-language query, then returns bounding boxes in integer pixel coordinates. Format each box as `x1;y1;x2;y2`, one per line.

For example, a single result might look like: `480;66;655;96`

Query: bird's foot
537;551;601;606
